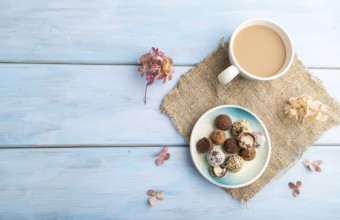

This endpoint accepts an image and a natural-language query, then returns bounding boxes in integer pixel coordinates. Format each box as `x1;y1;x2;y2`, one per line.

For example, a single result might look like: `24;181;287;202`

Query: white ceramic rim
229;18;295;81
189;105;272;188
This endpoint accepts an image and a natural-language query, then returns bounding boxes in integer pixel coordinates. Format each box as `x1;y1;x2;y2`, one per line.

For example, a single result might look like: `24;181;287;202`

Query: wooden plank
0;0;339;67
0;64;339;146
0;146;338;219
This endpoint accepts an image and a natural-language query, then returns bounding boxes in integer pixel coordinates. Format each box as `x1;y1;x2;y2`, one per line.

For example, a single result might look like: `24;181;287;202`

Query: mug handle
218;65;239;85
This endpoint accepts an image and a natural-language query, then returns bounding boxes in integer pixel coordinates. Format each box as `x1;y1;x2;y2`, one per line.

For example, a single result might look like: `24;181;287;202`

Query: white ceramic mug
218;18;294;84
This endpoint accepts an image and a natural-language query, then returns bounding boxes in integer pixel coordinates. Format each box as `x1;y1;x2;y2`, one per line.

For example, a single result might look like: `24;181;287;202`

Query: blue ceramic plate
190;105;271;188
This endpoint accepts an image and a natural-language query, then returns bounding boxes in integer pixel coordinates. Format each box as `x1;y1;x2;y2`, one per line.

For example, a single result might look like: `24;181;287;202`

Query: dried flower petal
293;189;300;197
309;101;329;112
160;146;168;155
311;160;322;172
296;181;302;189
302;159;323;172
155;192;164;200
289;181;302;197
284;104;293;114
147;189;156;197
314;166;322;172
302;159;311;167
155;146;170;166
288;182;296;189
312;160;323;166
162;153;170;161
156;157;165;166
149;196;157;207
318;114;329;122
147;189;164;206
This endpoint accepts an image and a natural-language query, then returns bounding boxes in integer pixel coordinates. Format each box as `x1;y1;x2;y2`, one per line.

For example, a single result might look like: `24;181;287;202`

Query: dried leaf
149;196;157;207
147;189;156;197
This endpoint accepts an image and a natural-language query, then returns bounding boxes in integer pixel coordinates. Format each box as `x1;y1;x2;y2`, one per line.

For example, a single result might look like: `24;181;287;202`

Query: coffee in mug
218;19;294;84
234;25;286;77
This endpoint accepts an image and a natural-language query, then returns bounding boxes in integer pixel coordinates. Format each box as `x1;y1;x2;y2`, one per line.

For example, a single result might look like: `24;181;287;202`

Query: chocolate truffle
231;120;249;136
223;137;241;154
209;165;227;178
253;131;266;148
238;132;255;149
196;137;214;153
239;147;256;161
215;114;232;131
207;149;225;166
225;155;243;173
210;129;226;145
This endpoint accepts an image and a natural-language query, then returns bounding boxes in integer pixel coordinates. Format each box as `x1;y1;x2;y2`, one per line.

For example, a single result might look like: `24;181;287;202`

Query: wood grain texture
0;65;339;146
0;1;339;219
0;146;338;219
0;0;339;67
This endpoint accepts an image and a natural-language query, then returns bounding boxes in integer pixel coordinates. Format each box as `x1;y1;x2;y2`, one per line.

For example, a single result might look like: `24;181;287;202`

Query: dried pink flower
156;146;170;166
146;189;164;207
138;47;174;104
303;159;322;172
289;181;302;197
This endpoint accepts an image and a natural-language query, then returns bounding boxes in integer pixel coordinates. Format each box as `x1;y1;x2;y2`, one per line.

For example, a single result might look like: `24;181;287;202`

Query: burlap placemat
161;42;340;203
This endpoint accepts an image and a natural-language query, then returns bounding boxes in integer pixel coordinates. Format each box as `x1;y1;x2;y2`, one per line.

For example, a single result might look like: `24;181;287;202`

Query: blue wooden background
0;1;339;219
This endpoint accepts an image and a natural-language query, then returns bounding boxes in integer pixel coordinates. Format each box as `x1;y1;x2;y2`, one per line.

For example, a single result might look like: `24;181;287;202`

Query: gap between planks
0;61;339;70
0;144;339;150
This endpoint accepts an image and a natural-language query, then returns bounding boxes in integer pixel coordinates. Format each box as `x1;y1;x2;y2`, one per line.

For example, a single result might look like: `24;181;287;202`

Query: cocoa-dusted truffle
253;131;266;148
207;149;225;166
215;114;232;131
210;129;226;145
209;165;227;178
225;155;243;173
239;147;256;161
196;137;213;153
231;120;249;136
223;137;241;154
238;132;255;149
